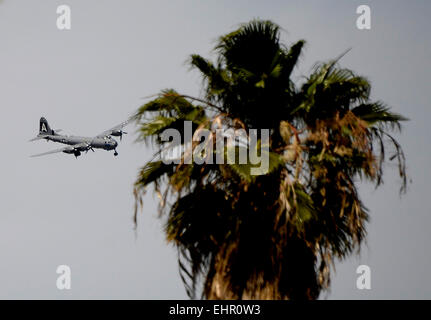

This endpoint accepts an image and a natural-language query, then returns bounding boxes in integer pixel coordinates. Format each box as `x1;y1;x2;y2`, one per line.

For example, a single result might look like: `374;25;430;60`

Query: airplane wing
29;136;45;142
95;114;138;138
30;142;89;158
29;132;60;142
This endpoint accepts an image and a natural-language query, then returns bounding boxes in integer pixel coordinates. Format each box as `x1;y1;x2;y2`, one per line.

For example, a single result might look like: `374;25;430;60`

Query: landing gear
114;150;118;156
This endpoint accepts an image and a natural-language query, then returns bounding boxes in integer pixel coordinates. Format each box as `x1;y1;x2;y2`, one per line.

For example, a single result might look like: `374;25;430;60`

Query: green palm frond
353;102;408;128
135;161;174;188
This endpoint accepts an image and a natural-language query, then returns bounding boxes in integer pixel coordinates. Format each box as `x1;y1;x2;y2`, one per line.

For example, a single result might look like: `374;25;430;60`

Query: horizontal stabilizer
29;136;45;142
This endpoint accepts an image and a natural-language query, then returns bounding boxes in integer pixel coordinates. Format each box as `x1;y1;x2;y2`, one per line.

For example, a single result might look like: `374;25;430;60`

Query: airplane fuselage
45;134;118;151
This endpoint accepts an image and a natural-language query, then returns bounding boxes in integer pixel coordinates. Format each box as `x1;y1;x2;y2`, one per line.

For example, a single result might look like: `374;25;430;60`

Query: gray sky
0;0;430;299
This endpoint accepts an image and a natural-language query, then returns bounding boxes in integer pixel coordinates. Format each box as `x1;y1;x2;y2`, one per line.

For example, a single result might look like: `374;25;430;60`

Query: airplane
30;115;136;158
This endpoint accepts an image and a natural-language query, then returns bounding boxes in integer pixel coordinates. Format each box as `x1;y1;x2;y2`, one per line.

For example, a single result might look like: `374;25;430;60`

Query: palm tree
133;20;407;299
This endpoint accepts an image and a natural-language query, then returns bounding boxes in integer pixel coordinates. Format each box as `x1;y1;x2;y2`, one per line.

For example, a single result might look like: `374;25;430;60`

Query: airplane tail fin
39;117;55;135
30;117;59;142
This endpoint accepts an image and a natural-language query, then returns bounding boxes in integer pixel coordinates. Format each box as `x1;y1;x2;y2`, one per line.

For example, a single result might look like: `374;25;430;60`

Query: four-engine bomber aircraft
30;115;136;158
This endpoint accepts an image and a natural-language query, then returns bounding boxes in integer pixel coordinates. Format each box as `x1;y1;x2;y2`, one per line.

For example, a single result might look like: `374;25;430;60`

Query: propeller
112;130;128;141
84;142;95;153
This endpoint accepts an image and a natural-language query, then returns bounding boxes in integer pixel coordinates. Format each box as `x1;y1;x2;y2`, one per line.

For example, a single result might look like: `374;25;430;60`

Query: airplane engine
111;130;121;136
111;129;127;140
62;149;81;157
